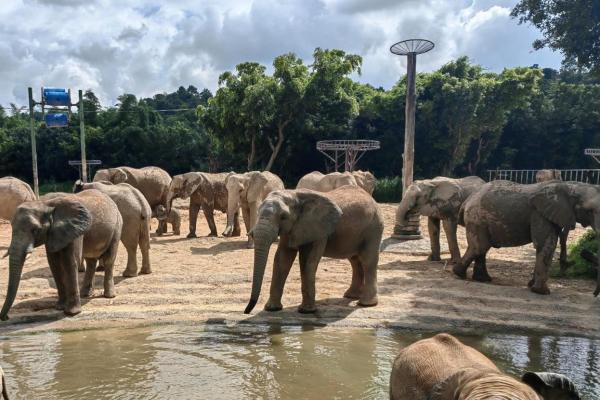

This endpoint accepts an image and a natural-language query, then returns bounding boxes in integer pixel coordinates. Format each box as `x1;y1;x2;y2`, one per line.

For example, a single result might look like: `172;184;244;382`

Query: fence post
28;87;39;198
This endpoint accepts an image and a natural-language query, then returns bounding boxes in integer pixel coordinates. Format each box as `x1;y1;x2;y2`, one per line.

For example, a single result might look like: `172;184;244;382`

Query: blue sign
45;113;69;128
43;88;70;106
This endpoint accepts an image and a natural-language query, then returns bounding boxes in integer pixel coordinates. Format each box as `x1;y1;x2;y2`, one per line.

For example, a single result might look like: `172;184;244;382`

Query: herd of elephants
0;165;598;399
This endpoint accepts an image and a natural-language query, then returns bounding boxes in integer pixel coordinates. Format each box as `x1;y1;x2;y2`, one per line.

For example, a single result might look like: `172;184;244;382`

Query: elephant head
396;179;460;225
352;170;376;195
107;168;128;184
166;172;204;214
244;190;342;313
0;197;91;320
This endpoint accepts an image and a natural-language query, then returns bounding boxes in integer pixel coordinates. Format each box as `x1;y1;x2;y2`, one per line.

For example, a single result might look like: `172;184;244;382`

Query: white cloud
0;0;562;108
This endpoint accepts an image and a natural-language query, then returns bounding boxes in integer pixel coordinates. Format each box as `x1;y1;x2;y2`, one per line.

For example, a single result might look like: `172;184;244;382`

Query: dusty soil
0;201;598;337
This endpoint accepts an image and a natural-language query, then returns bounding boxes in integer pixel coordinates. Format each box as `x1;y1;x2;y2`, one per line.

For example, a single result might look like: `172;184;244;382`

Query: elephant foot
140;267;152;275
80;287;93;298
187;232;198;239
472;270;492;283
103;289;116;298
55;301;66;311
530;284;550;295
452;264;467;279
298;304;317;314
122;270;138;278
358;296;378;307
64;304;82;317
427;254;442;262
343;288;361;300
264;300;283;312
449;258;461;265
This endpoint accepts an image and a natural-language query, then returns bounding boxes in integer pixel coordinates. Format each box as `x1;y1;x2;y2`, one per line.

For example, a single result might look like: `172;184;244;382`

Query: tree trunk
265;119;289;172
247;133;256;171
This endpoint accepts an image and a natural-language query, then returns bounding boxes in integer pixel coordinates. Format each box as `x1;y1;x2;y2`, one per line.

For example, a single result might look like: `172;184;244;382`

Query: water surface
0;325;598;399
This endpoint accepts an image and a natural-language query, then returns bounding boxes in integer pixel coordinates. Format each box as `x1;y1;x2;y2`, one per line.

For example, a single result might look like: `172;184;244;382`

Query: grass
373;177;402;203
39;181;73;196
550;229;599;279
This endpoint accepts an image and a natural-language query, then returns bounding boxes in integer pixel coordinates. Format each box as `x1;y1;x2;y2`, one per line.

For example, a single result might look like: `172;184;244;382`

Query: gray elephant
352;170;376;195
93;166;173;235
0;190;122;319
74;181;151;277
536;169;562;182
165;172;239;238
155;205;181;236
296;171;358;192
0;177;36;222
223;171;284;248
390;333;579;400
244;185;383;314
0;365;8;400
396;176;485;263
454;180;600;294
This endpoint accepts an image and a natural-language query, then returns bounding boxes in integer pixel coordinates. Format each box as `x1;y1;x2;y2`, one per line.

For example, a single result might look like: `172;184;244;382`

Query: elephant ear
430;180;462;212
45;197;92;253
181;173;205;199
522;371;580;399
247;172;267;203
288;191;342;249
531;184;576;229
110;168;128;184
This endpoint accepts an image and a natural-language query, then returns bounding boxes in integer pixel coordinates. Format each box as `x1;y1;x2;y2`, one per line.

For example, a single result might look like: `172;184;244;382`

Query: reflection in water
0;326;598;399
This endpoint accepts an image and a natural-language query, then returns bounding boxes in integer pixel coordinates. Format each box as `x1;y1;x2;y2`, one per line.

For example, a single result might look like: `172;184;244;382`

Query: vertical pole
28;87;39;198
79;90;87;182
403;53;417;194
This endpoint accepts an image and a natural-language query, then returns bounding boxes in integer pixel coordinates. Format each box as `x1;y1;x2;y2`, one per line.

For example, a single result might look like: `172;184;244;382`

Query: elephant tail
140;213;151;250
458;204;465;226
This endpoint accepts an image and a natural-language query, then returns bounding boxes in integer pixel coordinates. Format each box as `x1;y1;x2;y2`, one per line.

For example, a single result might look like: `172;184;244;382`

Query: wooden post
78;90;87;182
28;87;39;198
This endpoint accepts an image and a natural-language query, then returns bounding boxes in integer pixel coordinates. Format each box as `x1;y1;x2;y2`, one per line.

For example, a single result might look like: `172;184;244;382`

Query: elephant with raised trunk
93;166;173;235
223;171;284;248
390;333;579;399
454;180;600;295
244;185;383;314
0;177;36;222
396;176;484;264
165;172;239;238
1;190;122;319
74;181;152;277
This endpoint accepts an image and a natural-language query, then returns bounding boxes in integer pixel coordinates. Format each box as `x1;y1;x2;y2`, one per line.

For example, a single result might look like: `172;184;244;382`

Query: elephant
536;169;562;183
389;333;580;400
73;181;151;277
165;172;239;238
296;171;358;192
0;366;8;400
93;166;173;235
0;177;36;222
244;185;384;314
155;205;181;236
453;180;600;295
351;170;377;195
0;189;122;319
223;171;284;248
395;176;485;263
580;249;600;297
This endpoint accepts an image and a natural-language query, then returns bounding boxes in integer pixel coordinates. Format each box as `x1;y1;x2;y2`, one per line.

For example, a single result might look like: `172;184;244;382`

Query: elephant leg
188;202;200;238
453;245;477;279
202;206;218;237
472;253;492;282
427;217;441;261
47;251;67;310
74;239;84;272
265;245;298;312
101;239;119;298
232;211;241;237
156;218;167;236
241;205;251;236
80;258;98;298
558;229;571;275
442;218;461;264
140;234;151;275
122;242;138;278
246;202;260;248
60;244;82;316
298;241;326;313
358;243;379;307
529;233;558;295
343;256;363;300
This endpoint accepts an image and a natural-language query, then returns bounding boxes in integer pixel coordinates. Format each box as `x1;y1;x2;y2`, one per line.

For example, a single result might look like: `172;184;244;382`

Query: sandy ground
0;200;598;337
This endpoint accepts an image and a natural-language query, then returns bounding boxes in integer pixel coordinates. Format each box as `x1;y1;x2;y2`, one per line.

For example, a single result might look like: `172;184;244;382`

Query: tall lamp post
390;39;434;239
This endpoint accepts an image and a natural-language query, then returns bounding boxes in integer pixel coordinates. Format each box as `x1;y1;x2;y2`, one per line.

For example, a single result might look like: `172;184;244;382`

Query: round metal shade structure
390;39;434;55
316;140;380;172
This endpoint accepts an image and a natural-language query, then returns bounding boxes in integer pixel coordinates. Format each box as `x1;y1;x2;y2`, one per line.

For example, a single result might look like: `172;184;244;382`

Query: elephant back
0;177;37;221
124;166;172;208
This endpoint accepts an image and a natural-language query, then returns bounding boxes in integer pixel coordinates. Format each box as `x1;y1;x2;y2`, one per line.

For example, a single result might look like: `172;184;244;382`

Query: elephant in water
0;177;36;222
396;176;484;264
1;190;122;319
74;181;152;277
244;185;383;314
454;181;600;295
165;172;238;238
223;171;284;248
390;333;580;400
93;166;173;235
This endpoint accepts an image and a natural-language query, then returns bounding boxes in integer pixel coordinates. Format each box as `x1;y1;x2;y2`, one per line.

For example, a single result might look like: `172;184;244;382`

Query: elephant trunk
0;245;29;321
165;191;175;215
395;198;412;226
244;221;278;314
223;196;239;236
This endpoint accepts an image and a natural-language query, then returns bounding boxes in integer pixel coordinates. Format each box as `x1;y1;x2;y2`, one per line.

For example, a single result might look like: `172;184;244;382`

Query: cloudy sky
0;0;562;108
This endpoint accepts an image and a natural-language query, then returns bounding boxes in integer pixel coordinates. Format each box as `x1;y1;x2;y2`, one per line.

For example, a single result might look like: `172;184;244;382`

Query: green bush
373;177;402;203
551;229;599;279
39;181;74;196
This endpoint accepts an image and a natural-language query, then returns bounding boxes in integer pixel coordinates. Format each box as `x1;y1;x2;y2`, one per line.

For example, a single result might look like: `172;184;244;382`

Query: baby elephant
0;190;122;319
390;333;580;400
155;205;181;236
244;185;384;314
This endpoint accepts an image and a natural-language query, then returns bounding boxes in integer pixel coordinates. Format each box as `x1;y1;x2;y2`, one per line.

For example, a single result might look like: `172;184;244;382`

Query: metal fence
487;169;600;185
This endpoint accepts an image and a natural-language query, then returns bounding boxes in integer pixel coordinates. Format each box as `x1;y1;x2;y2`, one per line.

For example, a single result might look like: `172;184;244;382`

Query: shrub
551;229;599;279
39;181;74;196
373;177;402;203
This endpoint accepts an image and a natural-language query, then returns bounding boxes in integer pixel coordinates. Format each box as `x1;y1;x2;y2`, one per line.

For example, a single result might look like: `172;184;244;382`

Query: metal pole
28;87;39;198
79;90;87;182
403;53;417;194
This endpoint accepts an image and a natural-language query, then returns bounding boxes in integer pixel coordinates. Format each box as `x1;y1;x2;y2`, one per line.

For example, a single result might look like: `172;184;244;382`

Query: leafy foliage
551;230;600;279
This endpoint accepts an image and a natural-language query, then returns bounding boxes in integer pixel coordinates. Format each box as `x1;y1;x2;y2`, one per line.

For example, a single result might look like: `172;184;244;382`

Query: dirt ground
0;200;598;337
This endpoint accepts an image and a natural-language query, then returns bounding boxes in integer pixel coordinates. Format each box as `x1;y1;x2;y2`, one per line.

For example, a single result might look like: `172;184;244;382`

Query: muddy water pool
0;324;598;399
